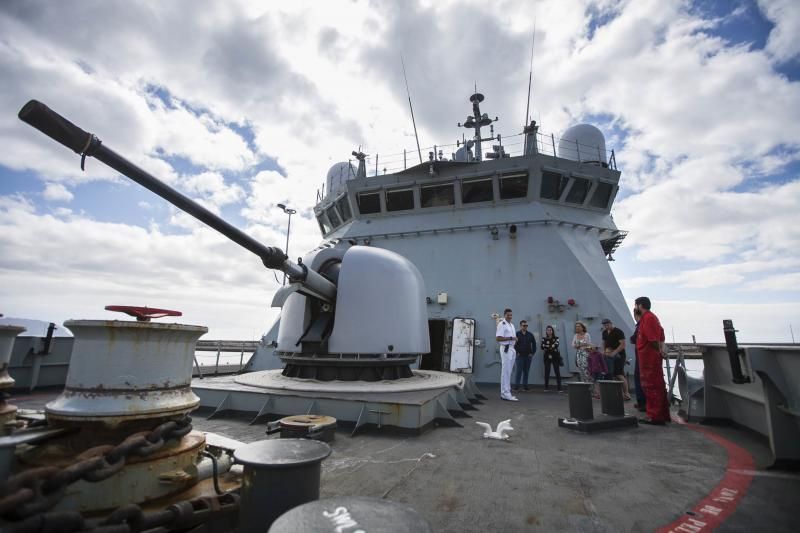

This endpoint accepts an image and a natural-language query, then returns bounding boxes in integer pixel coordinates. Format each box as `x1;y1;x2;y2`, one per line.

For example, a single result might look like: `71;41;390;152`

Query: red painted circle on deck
656;417;755;532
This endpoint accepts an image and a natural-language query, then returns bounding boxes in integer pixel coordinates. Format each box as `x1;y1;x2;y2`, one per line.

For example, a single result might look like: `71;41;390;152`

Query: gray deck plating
193;390;797;532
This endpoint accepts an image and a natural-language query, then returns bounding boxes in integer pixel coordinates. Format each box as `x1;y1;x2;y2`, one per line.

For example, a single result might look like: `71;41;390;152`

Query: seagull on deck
476;419;514;440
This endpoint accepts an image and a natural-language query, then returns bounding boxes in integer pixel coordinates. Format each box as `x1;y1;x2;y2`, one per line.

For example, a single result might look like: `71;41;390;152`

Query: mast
459;93;496;162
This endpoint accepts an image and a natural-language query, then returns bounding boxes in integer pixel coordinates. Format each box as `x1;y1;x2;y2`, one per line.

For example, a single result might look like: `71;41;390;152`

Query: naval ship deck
10;387;796;532
188;391;794;530
9;363;799;533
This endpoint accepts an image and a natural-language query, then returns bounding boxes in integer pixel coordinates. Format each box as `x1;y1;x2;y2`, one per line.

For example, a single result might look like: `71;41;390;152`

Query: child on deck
587;348;608;399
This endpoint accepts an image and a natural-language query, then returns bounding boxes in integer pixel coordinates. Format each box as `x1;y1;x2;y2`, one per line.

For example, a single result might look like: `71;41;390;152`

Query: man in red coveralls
634;296;670;425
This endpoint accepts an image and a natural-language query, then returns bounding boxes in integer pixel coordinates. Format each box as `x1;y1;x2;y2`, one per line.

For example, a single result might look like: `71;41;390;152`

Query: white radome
558;123;607;164
325;162;357;198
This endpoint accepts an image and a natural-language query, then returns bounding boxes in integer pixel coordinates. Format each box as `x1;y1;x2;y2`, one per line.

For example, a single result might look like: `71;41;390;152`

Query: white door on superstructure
449;318;475;373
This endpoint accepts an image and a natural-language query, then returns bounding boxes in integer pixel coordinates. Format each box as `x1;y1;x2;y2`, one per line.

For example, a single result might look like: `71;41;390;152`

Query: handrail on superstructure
351;128;618;175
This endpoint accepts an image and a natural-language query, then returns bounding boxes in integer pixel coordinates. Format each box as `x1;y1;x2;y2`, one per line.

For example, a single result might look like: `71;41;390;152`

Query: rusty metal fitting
45;320;207;426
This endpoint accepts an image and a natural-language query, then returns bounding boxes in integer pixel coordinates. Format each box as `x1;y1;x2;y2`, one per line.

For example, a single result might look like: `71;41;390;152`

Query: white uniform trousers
500;345;516;398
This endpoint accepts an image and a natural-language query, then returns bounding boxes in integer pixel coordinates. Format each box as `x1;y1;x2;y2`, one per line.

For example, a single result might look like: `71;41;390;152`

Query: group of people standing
494;298;671;425
495;308;565;402
572;318;630;400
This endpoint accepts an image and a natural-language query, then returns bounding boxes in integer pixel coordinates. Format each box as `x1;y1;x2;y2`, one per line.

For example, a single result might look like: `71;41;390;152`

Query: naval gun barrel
18;100;336;303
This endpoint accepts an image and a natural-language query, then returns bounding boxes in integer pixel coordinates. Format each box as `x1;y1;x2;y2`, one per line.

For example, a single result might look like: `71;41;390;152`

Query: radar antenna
401;55;423;165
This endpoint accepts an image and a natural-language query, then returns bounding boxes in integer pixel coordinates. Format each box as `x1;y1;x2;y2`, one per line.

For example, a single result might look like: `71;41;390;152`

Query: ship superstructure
306;94;631;384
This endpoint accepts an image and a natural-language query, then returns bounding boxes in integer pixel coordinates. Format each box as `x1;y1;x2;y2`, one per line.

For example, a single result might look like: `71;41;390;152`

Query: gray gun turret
18;100;429;381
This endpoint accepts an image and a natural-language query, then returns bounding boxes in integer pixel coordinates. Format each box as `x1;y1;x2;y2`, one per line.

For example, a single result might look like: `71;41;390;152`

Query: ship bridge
313;126;626;260
302;94;633;384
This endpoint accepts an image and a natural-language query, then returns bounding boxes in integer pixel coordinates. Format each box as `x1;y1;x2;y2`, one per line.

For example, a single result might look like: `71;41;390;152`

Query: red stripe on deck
656;416;755;532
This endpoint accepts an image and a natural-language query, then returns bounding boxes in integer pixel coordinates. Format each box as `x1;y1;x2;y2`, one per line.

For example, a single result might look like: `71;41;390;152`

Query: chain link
5;492;240;533
0;417;193;520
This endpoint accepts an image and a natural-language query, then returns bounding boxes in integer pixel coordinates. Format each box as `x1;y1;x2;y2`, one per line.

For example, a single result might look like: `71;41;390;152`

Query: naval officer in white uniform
495;308;519;401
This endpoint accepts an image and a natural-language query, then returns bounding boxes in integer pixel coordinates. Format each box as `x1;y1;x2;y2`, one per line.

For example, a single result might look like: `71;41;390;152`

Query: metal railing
193;340;260;377
353;127;618;176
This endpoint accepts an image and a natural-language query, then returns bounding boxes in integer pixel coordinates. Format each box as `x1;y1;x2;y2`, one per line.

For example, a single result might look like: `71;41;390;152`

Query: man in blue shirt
513;320;537;392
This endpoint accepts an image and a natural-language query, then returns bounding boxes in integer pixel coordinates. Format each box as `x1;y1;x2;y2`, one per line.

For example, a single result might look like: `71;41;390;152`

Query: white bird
476;419;514;440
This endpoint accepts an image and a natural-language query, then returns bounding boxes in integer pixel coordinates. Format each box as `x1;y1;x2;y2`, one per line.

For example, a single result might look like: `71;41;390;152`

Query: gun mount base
192;370;481;433
278;354;418;381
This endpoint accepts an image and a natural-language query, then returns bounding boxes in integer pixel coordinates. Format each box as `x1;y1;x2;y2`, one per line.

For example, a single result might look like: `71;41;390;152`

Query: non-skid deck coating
8;387;797;531
194;388;797;532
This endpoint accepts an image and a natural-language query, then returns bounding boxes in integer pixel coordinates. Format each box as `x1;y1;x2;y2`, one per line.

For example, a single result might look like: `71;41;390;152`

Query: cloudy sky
1;0;798;343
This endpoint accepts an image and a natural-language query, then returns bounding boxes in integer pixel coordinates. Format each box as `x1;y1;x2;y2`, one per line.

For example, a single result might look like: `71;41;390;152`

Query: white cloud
0;194;279;338
623;258;800;289
147;98;257;172
743;271;800;291
0;0;799;340
42;183;73;202
181;171;245;208
646;299;800;344
616;178;800;262
759;0;800;62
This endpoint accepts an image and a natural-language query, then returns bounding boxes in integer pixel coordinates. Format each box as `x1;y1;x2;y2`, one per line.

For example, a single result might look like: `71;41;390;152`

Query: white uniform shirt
496;320;516;345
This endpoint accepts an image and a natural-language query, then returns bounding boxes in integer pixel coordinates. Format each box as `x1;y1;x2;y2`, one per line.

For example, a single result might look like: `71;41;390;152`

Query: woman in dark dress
541;325;563;392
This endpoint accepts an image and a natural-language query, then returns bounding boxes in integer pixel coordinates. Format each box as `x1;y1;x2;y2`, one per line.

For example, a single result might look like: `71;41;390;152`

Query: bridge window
589;182;613;208
461;177;493;203
325;205;342;228
540;170;568;200
336;195;353;221
386;188;414;211
421;183;455;207
565;177;591;204
317;213;332;234
499;172;528;199
357;191;381;214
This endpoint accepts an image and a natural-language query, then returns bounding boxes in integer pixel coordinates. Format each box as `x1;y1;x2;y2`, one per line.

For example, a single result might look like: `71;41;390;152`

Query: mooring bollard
0;325;26;434
599;380;625;416
268;496;433;533
567;382;593;420
235;438;332;531
0;325;25;390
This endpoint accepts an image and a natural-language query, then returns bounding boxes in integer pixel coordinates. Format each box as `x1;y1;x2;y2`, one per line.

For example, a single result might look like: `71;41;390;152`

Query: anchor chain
5;492;240;533
0;417;193;520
